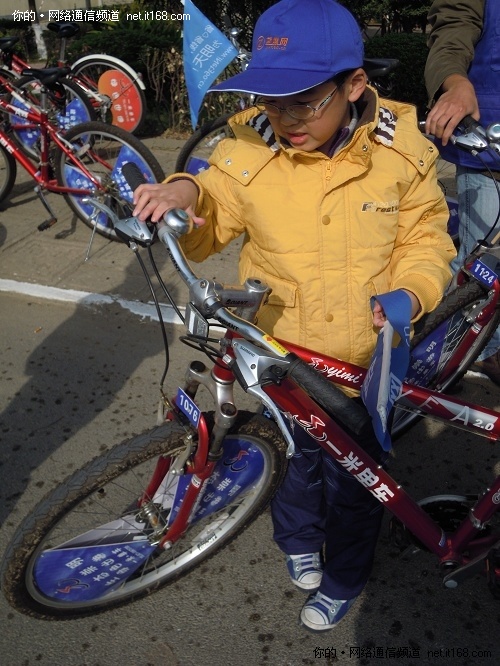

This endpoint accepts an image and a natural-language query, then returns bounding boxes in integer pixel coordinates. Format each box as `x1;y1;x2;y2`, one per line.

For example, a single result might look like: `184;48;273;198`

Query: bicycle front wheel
0;412;286;619
0;141;17;203
71;56;146;133
391;279;500;436
175;114;234;174
9;75;96;159
54;121;164;239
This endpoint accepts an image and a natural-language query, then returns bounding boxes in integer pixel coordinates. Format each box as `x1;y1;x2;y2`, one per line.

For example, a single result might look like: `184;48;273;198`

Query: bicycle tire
0;412;286;619
70;56;146;134
53;121;164;240
9;75;96;159
391;279;500;436
175;114;234;174
0;141;17;203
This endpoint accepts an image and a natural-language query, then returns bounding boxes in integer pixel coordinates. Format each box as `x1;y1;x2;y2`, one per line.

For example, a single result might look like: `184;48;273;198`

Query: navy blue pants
271;422;387;600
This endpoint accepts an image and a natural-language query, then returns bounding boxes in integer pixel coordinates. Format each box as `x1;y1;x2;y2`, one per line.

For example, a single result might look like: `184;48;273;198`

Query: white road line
0;278;185;324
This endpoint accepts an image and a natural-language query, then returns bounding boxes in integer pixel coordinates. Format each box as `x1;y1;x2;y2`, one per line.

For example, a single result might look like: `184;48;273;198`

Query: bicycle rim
71;59;146;133
54;121;164;239
1;414;286;618
391;280;500;436
175;115;234;174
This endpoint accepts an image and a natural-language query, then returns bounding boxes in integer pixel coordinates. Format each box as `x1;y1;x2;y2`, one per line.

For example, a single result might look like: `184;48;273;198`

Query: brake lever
82;197;155;248
114;216;156;247
451;117;488;153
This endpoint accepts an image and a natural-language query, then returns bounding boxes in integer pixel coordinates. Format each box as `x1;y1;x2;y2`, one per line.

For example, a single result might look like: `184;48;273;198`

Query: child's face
260;70;366;153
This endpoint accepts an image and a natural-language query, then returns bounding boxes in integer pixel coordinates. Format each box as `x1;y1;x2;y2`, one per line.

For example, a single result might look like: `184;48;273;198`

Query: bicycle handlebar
113;164;371;437
155;208;372;436
422;114;500;156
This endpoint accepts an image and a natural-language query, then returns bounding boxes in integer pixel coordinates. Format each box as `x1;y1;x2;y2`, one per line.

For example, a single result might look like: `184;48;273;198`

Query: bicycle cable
133;247;171;388
147;243;186;325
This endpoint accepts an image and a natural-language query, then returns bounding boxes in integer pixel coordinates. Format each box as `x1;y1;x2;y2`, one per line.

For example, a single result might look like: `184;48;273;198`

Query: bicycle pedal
38;217;58;232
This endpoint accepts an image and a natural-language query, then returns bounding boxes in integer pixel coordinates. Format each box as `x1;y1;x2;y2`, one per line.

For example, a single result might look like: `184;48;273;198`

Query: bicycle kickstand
34;185;58;231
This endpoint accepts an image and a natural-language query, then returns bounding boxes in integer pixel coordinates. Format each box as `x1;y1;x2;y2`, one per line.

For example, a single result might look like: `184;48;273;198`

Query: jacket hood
227;88;434;176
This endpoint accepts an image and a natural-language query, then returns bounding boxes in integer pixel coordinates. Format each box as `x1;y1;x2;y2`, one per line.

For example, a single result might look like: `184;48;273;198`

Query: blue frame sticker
470;258;498;287
176;387;201;428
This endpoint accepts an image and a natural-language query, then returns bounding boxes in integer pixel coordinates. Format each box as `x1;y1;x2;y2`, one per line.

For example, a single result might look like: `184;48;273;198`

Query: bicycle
0;129;498;618
0;67;163;239
0;65;96;160
0;21;146;134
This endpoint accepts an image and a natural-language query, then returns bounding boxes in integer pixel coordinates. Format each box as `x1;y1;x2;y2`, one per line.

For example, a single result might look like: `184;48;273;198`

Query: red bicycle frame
152;326;499;579
270;342;500;560
0;86;101;195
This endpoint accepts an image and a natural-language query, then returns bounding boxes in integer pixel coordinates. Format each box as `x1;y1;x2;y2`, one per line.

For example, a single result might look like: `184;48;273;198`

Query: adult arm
424;0;484;144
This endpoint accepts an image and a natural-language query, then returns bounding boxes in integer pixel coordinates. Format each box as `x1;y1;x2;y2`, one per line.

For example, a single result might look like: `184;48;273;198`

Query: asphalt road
0;134;499;666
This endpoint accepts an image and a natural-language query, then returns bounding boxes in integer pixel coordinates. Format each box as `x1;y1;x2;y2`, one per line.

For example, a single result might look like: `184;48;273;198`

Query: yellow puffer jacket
174;89;455;370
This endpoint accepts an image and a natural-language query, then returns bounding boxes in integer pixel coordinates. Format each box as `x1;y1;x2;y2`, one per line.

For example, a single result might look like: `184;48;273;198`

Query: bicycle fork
146;357;240;548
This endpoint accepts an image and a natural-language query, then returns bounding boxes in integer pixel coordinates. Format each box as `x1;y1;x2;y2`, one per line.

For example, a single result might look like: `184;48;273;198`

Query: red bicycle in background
1;21;146;133
0;66;162;239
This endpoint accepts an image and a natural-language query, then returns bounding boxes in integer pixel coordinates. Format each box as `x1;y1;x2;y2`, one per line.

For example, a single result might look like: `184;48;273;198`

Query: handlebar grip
287;355;372;437
458;115;481;133
222;14;233;29
122;162;147;192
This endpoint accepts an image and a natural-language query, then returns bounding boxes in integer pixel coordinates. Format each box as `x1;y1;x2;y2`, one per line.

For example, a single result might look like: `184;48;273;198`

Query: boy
133;0;455;631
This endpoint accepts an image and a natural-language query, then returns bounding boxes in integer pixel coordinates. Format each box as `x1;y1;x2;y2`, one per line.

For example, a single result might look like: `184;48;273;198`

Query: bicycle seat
363;58;399;78
20;67;71;87
0;36;20;51
47;22;81;39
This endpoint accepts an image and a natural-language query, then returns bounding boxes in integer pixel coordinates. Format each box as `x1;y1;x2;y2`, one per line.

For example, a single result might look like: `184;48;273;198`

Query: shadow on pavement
0;254;180;529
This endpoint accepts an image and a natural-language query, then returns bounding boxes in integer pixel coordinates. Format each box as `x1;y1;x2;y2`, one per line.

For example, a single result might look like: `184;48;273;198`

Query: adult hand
425;74;479;146
132;179;205;226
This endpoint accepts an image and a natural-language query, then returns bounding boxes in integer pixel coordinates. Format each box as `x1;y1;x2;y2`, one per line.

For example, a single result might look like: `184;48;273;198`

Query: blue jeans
455;166;500;360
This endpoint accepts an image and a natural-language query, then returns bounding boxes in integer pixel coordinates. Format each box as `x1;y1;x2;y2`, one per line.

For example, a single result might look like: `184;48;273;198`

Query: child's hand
372;290;421;329
132;180;205;227
372;300;386;329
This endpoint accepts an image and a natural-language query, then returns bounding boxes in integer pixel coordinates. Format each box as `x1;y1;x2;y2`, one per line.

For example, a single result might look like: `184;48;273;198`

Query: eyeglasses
254;87;339;120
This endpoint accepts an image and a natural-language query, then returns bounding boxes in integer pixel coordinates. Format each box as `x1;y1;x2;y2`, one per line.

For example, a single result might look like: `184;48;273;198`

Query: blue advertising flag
182;0;238;128
361;290;412;451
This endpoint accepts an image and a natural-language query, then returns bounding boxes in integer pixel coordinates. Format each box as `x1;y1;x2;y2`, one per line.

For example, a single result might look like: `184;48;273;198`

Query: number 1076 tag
176;388;201;428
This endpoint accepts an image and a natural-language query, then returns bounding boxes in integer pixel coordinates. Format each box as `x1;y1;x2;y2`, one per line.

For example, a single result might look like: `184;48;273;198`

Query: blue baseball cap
209;0;364;97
